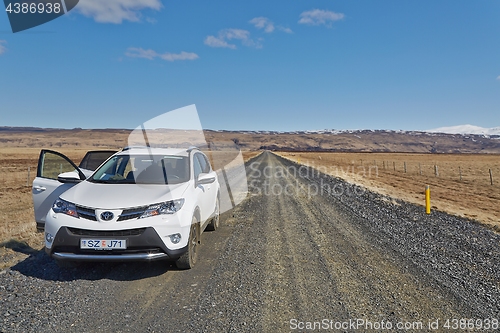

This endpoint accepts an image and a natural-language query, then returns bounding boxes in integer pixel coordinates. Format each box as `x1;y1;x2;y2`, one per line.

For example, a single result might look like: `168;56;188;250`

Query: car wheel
206;197;220;231
175;216;199;269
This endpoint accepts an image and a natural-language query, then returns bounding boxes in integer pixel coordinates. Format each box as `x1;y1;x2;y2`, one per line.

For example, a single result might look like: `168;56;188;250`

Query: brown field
0;146;259;254
278;152;500;231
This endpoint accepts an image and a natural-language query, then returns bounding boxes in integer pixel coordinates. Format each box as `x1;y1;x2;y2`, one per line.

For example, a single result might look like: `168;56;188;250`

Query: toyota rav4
32;146;220;269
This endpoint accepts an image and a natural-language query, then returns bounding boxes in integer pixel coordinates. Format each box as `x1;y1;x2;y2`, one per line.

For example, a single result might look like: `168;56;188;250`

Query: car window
91;155;127;181
78;151;116;171
196;153;211;173
38;151;79;180
193;155;203;179
89;154;189;184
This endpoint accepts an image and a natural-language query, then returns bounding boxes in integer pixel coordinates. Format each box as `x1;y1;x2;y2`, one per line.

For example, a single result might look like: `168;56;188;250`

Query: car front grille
76;206;97;221
67;227;147;237
75;205;147;221
117;206;147;221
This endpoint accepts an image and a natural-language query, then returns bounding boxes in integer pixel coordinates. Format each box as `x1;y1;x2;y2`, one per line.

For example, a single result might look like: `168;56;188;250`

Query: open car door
32;149;116;231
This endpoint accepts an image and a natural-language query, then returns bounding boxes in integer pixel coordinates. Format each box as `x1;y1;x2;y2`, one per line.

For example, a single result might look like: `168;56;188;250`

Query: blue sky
1;0;499;131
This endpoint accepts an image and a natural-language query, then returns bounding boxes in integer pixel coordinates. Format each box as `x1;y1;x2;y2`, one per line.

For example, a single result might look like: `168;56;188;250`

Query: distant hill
427;124;500;136
1;126;499;153
230;129;500;153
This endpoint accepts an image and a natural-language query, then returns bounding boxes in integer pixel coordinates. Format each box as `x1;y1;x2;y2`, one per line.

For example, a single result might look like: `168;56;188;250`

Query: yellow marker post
425;185;431;214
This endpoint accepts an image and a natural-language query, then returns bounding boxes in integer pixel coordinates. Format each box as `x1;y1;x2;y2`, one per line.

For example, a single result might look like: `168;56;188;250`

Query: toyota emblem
100;211;114;221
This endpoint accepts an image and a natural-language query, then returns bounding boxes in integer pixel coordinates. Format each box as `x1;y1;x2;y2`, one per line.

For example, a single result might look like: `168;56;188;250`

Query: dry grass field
279;152;500;231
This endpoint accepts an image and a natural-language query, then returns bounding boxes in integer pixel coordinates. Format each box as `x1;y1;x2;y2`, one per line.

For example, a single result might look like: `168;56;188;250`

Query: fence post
393;162;396;171
434;165;439;177
404;162;407;173
419;163;422;176
459;166;462;182
490;169;494;185
26;167;30;186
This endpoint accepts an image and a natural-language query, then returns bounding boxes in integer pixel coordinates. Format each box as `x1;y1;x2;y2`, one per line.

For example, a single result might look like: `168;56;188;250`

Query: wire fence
0;165;37;187
289;153;500;188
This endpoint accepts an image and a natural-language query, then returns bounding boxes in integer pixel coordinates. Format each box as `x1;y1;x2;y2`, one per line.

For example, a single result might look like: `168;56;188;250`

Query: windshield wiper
89;179;108;183
90;178;136;184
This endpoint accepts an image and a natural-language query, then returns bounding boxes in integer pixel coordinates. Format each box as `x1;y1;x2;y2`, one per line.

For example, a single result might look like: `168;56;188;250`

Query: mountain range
1;125;500;153
427;125;500;136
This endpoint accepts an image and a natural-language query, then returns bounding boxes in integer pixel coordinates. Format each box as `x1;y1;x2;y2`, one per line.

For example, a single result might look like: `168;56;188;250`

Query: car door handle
33;186;46;191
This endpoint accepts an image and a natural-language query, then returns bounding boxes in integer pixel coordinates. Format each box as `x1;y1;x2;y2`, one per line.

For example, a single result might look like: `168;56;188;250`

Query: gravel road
1;151;499;332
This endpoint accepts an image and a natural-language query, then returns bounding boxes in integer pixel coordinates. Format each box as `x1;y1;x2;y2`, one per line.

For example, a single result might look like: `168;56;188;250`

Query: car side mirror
57;171;83;183
196;174;216;186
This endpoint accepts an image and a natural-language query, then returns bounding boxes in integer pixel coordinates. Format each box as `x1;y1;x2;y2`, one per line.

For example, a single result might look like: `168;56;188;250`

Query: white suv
32;147;220;269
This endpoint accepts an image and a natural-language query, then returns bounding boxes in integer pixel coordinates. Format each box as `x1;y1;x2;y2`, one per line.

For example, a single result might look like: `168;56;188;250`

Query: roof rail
122;146;150;151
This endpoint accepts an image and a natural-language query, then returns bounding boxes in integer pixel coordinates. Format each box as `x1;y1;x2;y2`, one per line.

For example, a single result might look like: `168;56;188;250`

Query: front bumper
46;226;188;262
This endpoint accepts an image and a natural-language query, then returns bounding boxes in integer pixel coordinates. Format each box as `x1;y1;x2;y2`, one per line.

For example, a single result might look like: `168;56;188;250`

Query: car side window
196;153;211;173
193;155;203;179
38;151;79;180
78;151;116;171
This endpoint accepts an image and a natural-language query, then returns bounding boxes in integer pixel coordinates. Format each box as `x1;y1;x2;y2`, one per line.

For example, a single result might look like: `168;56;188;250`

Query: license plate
80;239;126;250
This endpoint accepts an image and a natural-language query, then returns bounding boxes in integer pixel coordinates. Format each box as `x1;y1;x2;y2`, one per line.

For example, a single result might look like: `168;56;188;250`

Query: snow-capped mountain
427;125;500;136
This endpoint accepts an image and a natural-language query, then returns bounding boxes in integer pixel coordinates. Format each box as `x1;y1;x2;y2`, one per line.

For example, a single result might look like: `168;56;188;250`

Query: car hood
60;181;190;209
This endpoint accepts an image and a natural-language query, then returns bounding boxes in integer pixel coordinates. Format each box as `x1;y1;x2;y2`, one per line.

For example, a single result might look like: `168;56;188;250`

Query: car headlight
52;198;79;218
140;199;185;218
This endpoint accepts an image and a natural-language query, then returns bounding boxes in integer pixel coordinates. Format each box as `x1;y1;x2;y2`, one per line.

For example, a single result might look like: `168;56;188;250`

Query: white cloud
250;17;274;33
204;28;262;49
0;40;6;55
204;36;236;49
298;9;345;26
250;17;293;34
497;75;500;80
159;51;199;61
76;0;162;24
221;28;251;41
125;47;199;61
277;26;293;34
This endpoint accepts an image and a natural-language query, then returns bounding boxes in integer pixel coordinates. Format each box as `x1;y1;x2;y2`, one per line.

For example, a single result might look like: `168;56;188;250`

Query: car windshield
89;154;190;185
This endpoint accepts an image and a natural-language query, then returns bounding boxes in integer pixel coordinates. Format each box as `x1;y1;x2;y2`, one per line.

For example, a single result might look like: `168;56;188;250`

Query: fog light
169;233;181;244
45;232;54;244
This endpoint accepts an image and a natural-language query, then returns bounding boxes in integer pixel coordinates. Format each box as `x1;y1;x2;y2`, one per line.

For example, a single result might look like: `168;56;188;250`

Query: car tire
206;197;220;231
175;216;199;270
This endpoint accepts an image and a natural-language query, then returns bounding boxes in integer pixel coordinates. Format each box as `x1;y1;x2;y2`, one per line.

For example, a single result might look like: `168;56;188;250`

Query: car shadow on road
9;246;177;282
